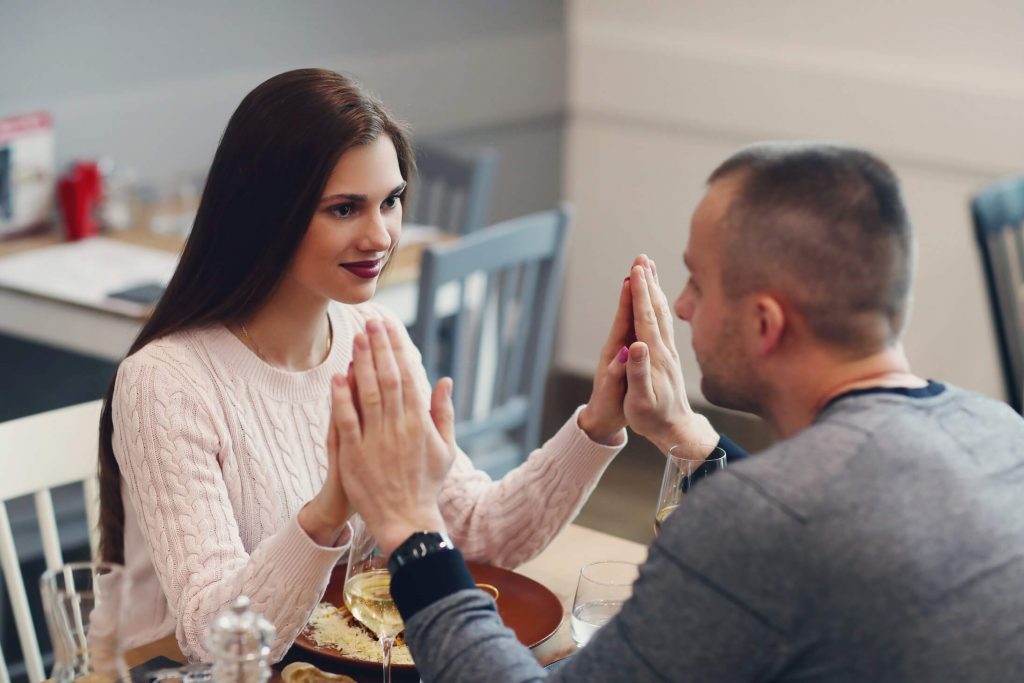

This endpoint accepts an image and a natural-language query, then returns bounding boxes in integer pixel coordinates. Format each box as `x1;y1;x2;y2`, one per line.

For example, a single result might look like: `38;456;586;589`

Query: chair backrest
408;144;499;235
0;400;102;683
972;177;1024;413
411;206;571;472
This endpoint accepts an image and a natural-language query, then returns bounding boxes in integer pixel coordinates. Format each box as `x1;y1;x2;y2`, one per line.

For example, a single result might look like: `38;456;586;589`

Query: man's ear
752;294;785;356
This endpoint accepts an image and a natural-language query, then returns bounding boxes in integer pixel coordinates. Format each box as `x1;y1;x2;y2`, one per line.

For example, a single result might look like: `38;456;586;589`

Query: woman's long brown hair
97;69;415;563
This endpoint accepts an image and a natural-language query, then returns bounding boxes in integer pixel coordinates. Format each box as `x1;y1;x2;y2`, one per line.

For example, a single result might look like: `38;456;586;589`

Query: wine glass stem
380;635;395;683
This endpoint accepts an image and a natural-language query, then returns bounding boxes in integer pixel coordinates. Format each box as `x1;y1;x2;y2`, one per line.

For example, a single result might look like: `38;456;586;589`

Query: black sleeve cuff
717;433;750;463
390;548;477;622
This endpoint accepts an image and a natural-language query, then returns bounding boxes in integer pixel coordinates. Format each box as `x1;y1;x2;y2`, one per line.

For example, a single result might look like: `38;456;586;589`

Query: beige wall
560;0;1024;402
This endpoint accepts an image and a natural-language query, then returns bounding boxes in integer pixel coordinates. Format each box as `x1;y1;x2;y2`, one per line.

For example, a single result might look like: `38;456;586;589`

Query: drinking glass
40;562;130;683
654;446;727;534
343;517;403;683
570;561;638;647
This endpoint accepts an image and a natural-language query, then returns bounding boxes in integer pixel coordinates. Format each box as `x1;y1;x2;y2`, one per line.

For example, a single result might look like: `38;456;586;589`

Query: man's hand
332;318;456;555
623;256;718;458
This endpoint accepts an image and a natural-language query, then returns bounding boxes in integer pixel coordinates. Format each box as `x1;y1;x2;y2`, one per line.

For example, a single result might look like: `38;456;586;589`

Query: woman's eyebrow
320;182;407;204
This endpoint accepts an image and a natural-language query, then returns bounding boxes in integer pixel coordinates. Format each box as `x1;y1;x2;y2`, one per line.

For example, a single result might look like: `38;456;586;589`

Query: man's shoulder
724;419;871;518
728;382;1024;517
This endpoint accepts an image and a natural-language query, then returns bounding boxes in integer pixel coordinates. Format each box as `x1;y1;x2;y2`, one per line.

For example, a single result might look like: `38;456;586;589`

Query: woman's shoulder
117;327;219;394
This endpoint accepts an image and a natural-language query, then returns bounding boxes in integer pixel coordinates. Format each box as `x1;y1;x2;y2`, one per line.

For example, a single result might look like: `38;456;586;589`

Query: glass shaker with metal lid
206;596;276;683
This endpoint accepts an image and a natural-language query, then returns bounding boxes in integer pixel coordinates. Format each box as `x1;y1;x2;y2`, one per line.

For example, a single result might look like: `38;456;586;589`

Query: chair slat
34;489;65;570
0;643;12;683
505;260;540;401
83;477;100;560
0;503;47;683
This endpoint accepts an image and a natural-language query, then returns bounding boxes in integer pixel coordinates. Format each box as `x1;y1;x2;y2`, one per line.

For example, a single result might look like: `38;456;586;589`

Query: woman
99;69;635;661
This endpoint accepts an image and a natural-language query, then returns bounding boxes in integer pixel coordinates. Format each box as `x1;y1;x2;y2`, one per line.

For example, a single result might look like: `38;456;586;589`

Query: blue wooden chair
411;206;571;476
972;176;1024;413
409;144;499;235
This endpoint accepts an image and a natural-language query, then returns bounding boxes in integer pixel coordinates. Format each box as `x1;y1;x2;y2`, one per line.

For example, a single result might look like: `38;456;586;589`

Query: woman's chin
332;283;377;305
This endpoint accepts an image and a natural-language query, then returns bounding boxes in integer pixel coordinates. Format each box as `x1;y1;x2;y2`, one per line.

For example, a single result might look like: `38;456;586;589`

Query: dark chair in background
411;206;571;477
972;176;1024;413
408;144;499;235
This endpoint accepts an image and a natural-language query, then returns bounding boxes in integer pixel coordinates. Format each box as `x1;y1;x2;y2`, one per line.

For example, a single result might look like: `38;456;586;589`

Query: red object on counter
58;161;102;240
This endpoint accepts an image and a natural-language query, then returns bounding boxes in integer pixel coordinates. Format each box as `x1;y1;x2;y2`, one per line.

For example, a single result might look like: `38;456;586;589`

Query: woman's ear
753;295;786;356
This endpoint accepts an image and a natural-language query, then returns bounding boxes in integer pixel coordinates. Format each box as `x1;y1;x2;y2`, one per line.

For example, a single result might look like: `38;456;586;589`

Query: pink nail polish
347;361;353;373
617;346;629;363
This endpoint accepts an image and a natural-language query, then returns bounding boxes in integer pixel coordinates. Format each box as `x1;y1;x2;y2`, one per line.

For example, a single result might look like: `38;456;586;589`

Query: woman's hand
332;318;457;556
623;256;718;457
578;257;645;445
298;409;351;547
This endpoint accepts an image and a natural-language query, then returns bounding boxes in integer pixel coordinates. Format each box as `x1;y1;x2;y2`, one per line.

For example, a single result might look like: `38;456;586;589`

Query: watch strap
388;535;476;622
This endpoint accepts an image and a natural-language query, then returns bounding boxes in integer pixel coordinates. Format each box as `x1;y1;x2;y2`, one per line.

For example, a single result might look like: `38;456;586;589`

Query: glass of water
570;561;638;647
40;562;130;683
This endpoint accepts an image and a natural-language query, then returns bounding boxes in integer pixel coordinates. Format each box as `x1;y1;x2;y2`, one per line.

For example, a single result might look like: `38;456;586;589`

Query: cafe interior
2;1;1023;681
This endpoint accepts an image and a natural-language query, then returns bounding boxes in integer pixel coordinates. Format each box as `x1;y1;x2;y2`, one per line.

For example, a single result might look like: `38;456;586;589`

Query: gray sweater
402;383;1024;681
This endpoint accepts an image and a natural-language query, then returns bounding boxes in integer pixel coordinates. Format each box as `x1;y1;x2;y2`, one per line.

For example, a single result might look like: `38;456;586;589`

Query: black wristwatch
387;531;455;576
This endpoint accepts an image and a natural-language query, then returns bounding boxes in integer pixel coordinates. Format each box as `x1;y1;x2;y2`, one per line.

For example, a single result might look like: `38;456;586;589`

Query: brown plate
292;561;564;672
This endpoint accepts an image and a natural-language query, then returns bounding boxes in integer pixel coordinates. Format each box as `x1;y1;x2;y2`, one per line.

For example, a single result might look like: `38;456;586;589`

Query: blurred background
2;2;1024;673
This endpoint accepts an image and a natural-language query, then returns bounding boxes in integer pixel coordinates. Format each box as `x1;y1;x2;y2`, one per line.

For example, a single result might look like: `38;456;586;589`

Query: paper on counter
0;237;178;317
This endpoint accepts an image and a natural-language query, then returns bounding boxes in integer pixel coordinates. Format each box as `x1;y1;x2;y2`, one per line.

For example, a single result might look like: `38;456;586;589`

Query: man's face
674;178;762;413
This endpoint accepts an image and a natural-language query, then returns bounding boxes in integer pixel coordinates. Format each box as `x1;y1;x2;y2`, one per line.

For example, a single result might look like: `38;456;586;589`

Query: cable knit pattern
110;301;623;662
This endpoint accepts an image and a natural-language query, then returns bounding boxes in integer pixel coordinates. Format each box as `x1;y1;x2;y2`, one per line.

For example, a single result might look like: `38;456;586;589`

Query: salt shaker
206;596;276;683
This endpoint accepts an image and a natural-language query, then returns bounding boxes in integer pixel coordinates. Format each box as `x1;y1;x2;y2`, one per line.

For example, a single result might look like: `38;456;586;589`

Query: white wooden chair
0;400;102;683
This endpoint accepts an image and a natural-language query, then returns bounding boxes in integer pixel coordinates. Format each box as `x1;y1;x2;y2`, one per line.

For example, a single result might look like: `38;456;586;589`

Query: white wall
561;0;1024;402
0;0;567;223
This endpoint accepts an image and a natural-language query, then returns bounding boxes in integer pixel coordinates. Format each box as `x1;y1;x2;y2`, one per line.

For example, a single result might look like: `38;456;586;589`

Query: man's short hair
708;142;914;353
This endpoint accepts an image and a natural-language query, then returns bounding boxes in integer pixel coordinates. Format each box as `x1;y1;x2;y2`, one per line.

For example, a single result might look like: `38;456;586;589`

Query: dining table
123;523;649;682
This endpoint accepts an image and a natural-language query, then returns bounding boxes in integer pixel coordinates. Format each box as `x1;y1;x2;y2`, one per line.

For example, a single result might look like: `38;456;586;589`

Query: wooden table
0;226;447;361
124;524;648;680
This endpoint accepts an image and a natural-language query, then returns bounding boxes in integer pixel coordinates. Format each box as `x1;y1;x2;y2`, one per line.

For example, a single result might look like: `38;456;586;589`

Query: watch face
388;531;454;574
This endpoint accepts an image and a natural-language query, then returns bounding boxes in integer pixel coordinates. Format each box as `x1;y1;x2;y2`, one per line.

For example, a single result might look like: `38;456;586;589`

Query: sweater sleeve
111;353;347;662
402;471;795;683
440;408;622;567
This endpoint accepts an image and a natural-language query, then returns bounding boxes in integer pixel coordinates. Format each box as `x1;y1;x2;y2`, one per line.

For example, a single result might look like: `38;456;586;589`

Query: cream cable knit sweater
110;301;623;662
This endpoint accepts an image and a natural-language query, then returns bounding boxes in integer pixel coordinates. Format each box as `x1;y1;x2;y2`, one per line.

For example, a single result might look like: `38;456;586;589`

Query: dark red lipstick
340;258;383;279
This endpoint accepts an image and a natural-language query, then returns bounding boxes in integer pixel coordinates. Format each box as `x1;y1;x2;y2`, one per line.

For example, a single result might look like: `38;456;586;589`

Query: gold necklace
239;315;334;366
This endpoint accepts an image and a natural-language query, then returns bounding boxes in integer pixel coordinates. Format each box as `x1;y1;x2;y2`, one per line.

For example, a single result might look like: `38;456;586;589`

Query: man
332;143;1024;681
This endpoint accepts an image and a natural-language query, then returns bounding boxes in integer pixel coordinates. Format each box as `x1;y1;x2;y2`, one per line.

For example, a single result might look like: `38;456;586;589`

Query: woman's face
288;135;405;305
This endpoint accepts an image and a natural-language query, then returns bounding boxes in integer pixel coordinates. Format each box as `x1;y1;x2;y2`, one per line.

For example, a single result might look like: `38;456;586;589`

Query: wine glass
654;446;727;534
343;517;403;683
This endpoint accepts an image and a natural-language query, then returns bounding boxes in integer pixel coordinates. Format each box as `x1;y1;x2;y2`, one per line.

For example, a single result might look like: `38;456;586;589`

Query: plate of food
293;561;564;672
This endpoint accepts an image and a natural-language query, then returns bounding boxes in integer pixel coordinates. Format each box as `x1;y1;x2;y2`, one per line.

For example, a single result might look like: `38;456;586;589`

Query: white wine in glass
344;518;404;683
654;446;726;534
343;569;403;640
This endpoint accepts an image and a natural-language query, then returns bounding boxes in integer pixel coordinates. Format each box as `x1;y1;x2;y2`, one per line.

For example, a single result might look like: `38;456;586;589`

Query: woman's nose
358;212;392;252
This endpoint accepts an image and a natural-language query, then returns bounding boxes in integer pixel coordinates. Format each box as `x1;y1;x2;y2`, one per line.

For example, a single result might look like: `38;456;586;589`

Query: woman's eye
328;203;354;218
383;195;401;210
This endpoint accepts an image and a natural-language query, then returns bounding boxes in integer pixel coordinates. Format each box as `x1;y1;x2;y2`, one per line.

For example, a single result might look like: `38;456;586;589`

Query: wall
561;0;1024;402
0;0;566;223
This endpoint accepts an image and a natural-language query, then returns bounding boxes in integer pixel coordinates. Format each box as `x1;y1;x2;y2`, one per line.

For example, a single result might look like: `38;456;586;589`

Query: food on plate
305;602;414;665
